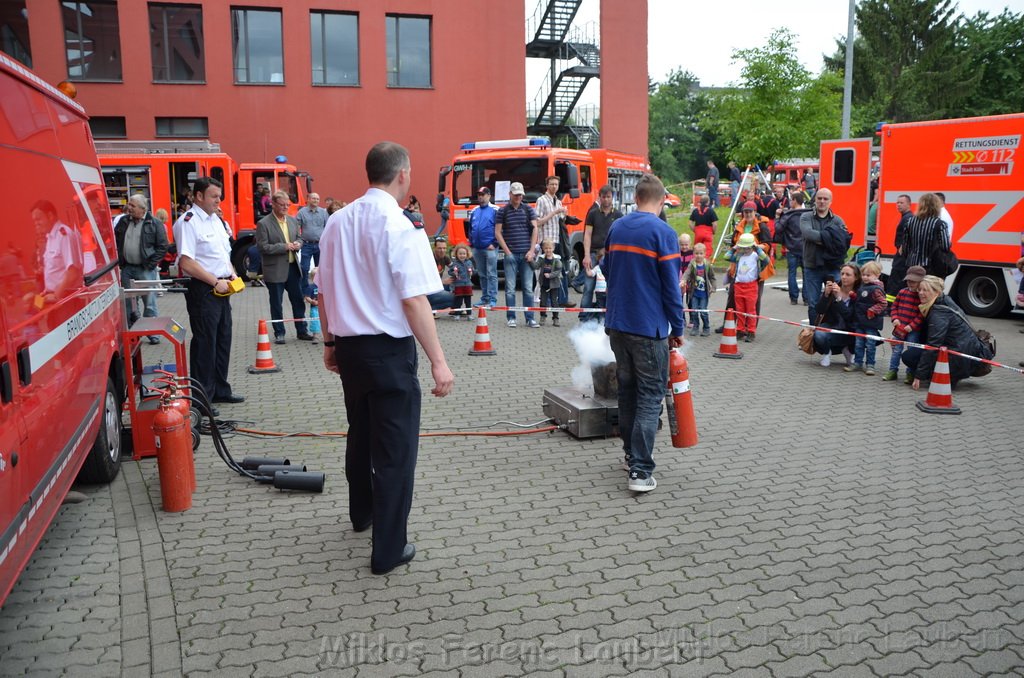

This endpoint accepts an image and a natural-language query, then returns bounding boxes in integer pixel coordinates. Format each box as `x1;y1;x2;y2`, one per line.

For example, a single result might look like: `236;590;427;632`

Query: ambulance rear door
820;138;873;247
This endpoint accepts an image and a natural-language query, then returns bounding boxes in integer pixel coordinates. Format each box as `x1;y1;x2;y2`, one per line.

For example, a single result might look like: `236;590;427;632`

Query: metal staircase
526;0;601;148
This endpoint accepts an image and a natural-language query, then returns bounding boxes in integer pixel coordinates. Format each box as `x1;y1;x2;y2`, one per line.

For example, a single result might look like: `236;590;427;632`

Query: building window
310;11;358;86
149;3;205;83
90;116;126;138
231;7;283;84
386;15;431;88
156;117;208;137
0;2;32;68
63;1;122;81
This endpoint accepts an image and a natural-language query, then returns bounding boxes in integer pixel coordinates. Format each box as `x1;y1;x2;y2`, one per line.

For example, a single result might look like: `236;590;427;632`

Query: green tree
648;69;721;183
702;29;842;167
956;9;1024;117
826;0;979;135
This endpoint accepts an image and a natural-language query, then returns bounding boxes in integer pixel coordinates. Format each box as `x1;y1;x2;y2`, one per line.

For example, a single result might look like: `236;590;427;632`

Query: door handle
16;347;30;387
0;360;10;403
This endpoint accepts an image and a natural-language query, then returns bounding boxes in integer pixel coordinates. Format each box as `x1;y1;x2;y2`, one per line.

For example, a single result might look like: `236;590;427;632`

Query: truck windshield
451;157;547;204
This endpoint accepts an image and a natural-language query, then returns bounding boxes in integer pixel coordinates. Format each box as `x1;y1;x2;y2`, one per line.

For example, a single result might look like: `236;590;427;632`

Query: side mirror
566;163;580;199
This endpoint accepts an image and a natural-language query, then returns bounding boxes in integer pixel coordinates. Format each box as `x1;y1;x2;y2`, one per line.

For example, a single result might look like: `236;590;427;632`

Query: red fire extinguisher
152;399;194;512
666;348;698;448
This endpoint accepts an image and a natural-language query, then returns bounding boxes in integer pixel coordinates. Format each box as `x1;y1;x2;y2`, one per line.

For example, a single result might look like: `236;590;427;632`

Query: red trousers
733;280;760;333
693;226;714;253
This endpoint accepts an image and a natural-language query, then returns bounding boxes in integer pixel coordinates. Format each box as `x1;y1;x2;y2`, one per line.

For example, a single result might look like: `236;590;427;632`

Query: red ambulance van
0;54;126;606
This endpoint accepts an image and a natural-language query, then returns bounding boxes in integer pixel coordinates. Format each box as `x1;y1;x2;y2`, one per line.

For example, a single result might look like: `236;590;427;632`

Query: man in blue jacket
604;173;685;493
469;186;498;308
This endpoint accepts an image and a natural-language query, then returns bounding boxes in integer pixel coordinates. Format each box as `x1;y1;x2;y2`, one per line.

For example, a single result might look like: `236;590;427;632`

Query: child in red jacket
884;265;926;382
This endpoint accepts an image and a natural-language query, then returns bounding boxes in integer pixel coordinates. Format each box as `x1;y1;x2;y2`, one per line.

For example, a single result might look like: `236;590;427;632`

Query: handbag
798;300;830;355
927;222;959;278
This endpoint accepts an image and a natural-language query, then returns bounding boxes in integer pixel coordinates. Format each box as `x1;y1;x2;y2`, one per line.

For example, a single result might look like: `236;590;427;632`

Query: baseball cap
742;201;757;211
477;186;490;194
509;182;525;196
433;235;447;243
904;265;927;282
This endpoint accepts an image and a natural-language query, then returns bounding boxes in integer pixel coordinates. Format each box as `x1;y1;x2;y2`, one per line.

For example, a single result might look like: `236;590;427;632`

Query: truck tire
231;236;255;279
77;378;122;484
955;268;1009;318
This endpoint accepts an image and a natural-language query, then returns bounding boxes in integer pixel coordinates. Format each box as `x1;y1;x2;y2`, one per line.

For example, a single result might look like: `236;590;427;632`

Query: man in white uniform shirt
174;177;244;412
316;142;454;576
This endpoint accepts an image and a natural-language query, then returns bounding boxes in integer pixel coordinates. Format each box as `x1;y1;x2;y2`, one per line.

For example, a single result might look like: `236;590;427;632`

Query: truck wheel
955;268;1009;318
231;238;255;279
77;378;122;484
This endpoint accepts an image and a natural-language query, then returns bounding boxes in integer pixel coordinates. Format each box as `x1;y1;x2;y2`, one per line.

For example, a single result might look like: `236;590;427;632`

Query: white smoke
568;321;615;390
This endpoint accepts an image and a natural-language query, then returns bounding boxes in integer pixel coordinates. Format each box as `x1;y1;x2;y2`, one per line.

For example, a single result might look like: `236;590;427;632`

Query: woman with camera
812;262;861;367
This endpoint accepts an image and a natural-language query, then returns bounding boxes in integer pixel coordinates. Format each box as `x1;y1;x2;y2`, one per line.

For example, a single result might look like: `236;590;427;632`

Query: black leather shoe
296;333;316;342
371;543;415;575
353;518;372;533
212;393;245;404
208;406;220;417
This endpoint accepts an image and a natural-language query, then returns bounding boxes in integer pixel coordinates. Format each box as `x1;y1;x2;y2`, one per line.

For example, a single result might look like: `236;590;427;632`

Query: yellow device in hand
213;277;245;297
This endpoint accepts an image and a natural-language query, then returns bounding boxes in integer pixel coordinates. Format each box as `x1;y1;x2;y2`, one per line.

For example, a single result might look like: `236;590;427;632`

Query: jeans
814;327;853;356
889;330;919;371
708;185;719;208
853;327;881;367
786;251;807;303
427;291;453;310
688;294;710;330
539;287;559;319
607;329;669;476
503;252;535;323
299;241;320;298
804;265;840;324
121;264;159;324
266;262;308;337
473;246;498;306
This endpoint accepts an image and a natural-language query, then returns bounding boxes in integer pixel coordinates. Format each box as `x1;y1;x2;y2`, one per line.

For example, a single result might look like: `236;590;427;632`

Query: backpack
820;221;852;268
972;328;996;376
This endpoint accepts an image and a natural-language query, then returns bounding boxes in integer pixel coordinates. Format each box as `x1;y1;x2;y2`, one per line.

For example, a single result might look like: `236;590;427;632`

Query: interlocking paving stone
2;280;1023;676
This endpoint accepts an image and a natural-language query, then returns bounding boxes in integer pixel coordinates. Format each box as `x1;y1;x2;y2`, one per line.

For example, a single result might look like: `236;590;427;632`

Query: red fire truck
437;138;649;272
96;141;312;276
1;54;127;605
820;113;1024;317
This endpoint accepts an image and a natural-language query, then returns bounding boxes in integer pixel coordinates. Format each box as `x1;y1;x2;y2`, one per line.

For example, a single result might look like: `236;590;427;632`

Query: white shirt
940;206;954;241
316;187;441;338
173;204;233;278
43;221;83;292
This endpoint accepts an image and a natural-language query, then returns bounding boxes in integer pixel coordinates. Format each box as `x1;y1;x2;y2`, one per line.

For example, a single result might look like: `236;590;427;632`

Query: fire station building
2;1;647;214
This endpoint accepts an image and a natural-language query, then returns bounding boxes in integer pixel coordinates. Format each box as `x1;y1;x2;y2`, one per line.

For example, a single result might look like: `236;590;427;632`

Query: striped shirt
495;202;537;254
903;216;950;268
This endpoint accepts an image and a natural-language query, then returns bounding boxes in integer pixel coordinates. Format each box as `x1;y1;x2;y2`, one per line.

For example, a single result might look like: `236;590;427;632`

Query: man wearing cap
604;173;684;493
494;181;539;328
468;186;498;308
800;188;849;323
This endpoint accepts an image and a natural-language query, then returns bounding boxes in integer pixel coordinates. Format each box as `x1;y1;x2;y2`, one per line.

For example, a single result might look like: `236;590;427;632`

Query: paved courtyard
2;275;1023;677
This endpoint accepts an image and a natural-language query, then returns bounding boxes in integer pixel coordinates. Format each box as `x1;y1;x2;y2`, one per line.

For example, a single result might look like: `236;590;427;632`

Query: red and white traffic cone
248;319;282;373
468;306;497;356
713;309;743;359
916;347;961;415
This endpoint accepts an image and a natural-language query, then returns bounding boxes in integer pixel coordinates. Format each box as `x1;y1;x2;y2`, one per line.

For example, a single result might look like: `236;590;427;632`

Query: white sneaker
507;319;516;328
628;471;657;492
527;319;541;328
820;353;831;367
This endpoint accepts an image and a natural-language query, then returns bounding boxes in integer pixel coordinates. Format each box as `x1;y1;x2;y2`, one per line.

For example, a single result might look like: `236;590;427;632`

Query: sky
525;0;1016;106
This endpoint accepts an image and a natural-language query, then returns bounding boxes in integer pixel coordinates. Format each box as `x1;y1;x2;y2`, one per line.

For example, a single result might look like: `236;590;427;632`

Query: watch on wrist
323;341;335;347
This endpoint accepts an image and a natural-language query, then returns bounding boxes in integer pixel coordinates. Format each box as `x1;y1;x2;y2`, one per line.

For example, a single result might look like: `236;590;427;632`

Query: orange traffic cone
468;306;497;356
916;347;961;415
248;319;282;373
666;348;698;448
713;309;743;359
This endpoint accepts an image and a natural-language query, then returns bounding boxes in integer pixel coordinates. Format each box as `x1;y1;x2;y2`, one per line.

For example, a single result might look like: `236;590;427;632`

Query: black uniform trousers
336;333;420;572
185;279;234;401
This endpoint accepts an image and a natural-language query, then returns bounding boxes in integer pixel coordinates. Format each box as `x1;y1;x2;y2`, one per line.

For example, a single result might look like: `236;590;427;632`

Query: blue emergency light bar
460;137;551;151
